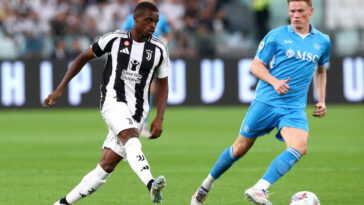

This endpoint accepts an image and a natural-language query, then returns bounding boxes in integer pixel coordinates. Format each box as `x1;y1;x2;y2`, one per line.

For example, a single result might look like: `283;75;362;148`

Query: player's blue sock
262;147;302;184
210;146;240;179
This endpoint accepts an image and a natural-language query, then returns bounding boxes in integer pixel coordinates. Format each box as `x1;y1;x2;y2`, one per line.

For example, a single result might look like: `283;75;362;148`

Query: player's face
135;9;159;38
288;1;313;31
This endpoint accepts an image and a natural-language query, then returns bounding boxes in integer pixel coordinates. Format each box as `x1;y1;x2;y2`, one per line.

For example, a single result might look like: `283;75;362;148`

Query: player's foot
141;129;151;139
53;197;71;205
150;176;166;204
190;186;208;205
244;188;272;205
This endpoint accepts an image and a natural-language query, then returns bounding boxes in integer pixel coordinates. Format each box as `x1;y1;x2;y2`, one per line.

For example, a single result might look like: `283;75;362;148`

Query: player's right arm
42;48;95;107
251;57;290;95
252;28;290;95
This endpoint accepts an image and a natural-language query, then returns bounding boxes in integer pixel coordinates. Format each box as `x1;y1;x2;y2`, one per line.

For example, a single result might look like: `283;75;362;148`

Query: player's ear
309;7;314;16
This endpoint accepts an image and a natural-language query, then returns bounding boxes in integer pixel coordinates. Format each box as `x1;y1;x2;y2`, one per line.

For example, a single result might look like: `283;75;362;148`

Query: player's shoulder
150;36;168;53
263;25;289;41
99;30;129;41
312;28;330;44
269;25;289;35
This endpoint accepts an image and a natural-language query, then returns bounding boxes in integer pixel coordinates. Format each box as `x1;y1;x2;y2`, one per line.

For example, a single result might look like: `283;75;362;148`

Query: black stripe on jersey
114;37;133;103
92;37;117;57
154;46;164;71
132;40;156;123
100;54;113;109
152;36;168;53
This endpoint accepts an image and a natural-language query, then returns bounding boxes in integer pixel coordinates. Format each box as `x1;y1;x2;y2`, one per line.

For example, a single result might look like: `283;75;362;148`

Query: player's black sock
60;197;70;205
147;179;155;191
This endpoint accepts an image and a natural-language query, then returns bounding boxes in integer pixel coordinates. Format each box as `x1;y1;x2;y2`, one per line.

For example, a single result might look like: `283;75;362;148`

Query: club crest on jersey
146;49;153;61
313;43;320;50
286;48;295;58
124;40;130;46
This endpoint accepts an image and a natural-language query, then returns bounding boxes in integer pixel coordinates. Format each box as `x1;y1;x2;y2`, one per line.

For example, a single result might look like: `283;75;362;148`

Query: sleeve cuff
92;43;104;57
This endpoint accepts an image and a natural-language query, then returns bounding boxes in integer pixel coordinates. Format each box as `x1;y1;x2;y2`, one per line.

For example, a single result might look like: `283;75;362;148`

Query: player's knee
118;128;139;145
293;145;307;156
99;161;116;173
233;135;255;157
232;143;248;157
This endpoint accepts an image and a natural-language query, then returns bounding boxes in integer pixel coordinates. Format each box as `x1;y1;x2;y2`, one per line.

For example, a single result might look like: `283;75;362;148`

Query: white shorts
100;98;144;158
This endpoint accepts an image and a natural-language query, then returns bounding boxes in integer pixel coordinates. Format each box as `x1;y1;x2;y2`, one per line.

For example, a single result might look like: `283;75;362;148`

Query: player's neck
292;24;311;35
131;28;148;43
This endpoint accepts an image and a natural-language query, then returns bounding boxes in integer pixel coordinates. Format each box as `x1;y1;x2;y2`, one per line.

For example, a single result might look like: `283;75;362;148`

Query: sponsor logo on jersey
120;47;129;54
296;50;319;63
258;41;265;51
284;40;293;44
129;60;140;71
285;49;320;63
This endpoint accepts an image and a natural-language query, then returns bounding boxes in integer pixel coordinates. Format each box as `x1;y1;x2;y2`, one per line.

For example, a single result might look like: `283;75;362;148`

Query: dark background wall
0;56;363;109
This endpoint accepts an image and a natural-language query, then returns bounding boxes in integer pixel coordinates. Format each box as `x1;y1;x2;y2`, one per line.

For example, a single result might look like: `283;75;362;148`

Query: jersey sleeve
91;31;119;57
318;35;331;66
255;31;277;65
155;46;170;78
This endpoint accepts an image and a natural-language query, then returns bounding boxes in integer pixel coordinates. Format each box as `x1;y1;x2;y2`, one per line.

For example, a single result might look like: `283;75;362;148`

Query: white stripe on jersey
93;30;170;122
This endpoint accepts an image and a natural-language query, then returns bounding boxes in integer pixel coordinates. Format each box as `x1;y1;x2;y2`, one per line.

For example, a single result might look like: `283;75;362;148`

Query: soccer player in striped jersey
191;0;330;204
122;0;171;138
44;2;169;204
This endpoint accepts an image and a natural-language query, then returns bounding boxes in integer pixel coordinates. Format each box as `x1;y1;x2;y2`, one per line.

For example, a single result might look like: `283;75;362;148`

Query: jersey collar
288;24;317;34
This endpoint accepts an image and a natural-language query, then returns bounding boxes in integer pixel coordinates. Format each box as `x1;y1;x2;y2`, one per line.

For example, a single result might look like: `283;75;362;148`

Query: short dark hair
287;0;312;7
134;1;159;15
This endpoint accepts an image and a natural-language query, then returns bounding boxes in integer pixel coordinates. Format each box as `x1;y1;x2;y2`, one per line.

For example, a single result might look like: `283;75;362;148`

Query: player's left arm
149;77;168;139
312;64;327;118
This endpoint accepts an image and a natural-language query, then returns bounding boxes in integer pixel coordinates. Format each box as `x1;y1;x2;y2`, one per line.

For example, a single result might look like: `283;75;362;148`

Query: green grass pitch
0;105;363;205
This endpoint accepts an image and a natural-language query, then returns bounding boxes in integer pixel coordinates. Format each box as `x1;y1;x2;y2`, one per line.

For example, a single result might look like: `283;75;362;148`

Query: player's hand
43;90;62;107
273;77;290;95
149;117;163;140
313;102;326;118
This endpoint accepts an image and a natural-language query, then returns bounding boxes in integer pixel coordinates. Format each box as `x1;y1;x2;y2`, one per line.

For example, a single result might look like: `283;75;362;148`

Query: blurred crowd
0;0;272;60
6;0;362;60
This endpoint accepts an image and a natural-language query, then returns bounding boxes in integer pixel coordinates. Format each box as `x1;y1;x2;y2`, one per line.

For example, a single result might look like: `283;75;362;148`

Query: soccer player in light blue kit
191;0;330;204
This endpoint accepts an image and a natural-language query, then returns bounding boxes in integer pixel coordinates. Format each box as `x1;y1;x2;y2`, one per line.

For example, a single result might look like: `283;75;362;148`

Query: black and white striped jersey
91;30;169;123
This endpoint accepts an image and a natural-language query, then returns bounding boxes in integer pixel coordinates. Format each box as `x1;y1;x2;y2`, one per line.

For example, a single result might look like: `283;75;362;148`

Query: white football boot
244;188;272;205
190;186;208;205
150;176;166;204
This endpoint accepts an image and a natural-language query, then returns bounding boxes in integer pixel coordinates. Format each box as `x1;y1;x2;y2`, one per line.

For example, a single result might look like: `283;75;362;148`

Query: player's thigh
101;100;142;135
101;100;143;160
280;127;308;155
240;100;279;139
276;108;309;140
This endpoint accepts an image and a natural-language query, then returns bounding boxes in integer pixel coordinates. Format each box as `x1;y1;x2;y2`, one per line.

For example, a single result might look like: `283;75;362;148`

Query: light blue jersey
122;13;171;38
255;25;330;108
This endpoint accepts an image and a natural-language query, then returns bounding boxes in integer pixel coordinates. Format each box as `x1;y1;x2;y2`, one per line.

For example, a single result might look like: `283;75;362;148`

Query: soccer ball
289;191;320;205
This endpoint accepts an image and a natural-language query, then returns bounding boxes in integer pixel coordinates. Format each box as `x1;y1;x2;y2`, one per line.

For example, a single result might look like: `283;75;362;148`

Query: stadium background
0;0;363;204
